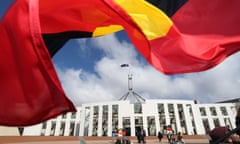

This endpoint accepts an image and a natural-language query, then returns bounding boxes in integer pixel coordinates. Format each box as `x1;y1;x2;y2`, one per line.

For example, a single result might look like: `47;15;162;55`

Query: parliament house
23;99;239;136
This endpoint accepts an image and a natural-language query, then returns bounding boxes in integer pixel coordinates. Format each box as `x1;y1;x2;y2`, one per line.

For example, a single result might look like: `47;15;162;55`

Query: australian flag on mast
120;64;129;67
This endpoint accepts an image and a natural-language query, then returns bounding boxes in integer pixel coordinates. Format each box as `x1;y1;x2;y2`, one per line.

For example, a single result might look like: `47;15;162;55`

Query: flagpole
119;64;145;103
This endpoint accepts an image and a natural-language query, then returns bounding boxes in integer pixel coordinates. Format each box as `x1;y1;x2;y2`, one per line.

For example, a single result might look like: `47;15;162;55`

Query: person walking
167;129;173;144
157;131;163;143
176;132;185;144
137;129;146;143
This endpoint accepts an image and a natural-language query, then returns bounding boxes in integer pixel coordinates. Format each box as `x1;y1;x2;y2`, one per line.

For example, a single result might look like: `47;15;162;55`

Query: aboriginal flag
1;0;240;126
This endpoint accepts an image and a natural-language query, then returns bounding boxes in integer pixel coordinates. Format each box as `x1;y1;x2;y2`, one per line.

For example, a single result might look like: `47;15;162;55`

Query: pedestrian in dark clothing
137;129;146;143
158;131;163;142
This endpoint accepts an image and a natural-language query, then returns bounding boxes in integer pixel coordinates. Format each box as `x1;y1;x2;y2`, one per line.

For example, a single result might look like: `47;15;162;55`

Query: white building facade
23;99;238;136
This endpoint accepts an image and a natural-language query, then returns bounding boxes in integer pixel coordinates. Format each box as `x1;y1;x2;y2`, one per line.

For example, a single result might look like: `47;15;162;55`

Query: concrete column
131;115;135;136
98;105;103;136
88;106;94;136
54;120;61;136
174;103;181;133
164;103;170;126
226;106;236;128
143;115;148;136
206;106;215;130
45;121;52;136
108;104;112;136
216;106;225;126
79;107;86;136
64;120;70;136
191;105;205;135
155;114;160;134
118;105;123;130
183;104;192;135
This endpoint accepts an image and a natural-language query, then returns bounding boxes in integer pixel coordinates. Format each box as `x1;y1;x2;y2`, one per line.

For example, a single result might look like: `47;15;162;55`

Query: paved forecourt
0;135;209;144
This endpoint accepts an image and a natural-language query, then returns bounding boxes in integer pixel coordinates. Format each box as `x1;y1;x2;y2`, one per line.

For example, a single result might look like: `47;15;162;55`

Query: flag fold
0;0;76;126
1;0;240;126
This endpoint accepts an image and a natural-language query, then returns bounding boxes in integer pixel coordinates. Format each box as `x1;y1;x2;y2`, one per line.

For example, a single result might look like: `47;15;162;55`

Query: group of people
112;129;131;144
113;128;146;144
115;137;131;144
157;130;185;144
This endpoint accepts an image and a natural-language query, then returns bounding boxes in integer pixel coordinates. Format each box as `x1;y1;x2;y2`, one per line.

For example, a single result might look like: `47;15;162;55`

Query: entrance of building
124;127;131;136
123;117;131;136
135;126;141;136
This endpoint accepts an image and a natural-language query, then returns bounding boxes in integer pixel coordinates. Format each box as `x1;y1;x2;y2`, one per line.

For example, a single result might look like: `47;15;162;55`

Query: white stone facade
0;126;20;136
23;99;238;136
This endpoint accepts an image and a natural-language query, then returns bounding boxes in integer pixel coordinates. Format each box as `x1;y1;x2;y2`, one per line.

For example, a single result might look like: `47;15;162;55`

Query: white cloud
54;33;240;106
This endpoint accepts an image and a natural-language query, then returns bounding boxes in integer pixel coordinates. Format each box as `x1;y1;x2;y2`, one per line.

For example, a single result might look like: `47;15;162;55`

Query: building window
112;105;119;132
112;105;118;114
213;118;220;127
102;105;108;136
134;103;142;114
186;104;196;134
92;106;99;136
168;104;174;114
103;105;108;114
123;117;131;136
62;114;67;119
71;112;76;119
59;122;65;136
158;103;165;133
202;118;210;134
123;117;130;126
200;107;207;116
69;122;75;136
178;104;187;134
135;116;143;126
159;115;166;133
158;103;164;114
18;127;24;136
40;122;47;136
93;106;99;115
220;107;228;116
168;104;177;132
178;104;184;119
224;118;232;129
50;121;56;136
186;104;193;117
147;116;156;136
75;122;80;136
135;116;143;135
84;107;90;136
210;107;217;116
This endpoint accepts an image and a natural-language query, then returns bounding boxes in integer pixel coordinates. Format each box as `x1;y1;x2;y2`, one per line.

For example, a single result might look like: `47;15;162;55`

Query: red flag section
152;0;240;74
1;0;240;126
106;0;240;74
0;0;76;126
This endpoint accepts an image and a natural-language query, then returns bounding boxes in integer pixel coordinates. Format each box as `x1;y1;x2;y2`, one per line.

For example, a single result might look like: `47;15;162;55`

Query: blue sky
2;1;240;106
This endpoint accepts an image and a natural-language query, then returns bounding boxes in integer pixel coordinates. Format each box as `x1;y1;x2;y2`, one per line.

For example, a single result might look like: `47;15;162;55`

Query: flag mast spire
119;64;145;103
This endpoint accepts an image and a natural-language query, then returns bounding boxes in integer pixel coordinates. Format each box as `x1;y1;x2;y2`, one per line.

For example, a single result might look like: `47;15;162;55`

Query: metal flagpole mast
119;64;145;103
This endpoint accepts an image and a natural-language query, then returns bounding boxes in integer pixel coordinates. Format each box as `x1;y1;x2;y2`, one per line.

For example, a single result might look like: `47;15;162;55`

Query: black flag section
146;0;187;17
